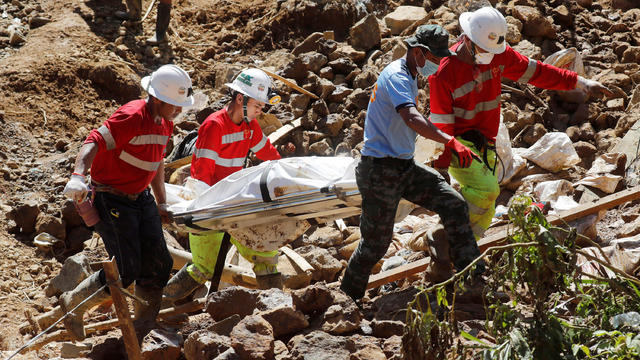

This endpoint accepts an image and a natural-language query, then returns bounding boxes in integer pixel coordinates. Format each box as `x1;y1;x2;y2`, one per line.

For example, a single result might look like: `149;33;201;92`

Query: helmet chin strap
242;95;251;124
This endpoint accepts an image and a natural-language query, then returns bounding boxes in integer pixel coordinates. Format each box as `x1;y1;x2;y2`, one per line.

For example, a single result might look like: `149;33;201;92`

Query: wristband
72;172;86;178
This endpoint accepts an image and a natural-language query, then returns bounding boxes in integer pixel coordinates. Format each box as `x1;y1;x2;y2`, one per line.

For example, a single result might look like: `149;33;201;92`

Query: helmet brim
141;76;195;107
225;82;269;103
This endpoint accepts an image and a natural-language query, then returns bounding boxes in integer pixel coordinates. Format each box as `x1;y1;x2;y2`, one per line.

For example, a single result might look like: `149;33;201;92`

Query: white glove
576;76;612;97
157;203;169;212
63;174;88;202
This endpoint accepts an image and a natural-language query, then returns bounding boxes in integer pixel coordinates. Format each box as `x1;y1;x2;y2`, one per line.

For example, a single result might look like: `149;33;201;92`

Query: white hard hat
459;7;507;54
225;68;280;105
141;64;195;107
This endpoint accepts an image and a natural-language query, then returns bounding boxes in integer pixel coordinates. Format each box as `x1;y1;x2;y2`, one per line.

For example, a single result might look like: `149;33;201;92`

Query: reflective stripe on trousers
447;137;500;239
187;230;279;283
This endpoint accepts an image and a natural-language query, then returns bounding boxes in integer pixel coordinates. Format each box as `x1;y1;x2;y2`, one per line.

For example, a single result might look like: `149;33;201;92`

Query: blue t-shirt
361;58;419;159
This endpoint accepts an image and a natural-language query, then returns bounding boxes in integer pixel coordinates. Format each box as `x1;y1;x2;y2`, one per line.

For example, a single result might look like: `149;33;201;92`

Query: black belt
361;156;413;167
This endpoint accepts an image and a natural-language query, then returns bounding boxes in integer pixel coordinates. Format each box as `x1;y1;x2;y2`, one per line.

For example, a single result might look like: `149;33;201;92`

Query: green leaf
460;330;489;346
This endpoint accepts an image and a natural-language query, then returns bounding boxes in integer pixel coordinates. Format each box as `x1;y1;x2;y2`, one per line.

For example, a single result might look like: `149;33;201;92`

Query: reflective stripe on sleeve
221;131;251;144
98;125;116;151
453;69;495;100
452;95;501;120
250;135;267;153
194;148;245;167
430;113;455;124
119;150;161;171
517;58;538;84
129;134;169;146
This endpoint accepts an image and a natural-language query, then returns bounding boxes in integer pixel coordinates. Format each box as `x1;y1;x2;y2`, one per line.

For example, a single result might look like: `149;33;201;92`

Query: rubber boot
162;263;203;304
133;285;163;341
146;2;170;45
255;273;284;290
59;272;110;341
115;0;142;21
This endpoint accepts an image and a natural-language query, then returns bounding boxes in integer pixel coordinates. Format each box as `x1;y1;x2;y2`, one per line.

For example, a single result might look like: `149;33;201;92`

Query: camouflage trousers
340;156;481;300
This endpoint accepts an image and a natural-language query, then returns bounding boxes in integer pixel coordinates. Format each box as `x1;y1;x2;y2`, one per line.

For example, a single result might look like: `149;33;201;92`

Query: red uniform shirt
85;99;172;194
190;108;281;186
429;42;578;142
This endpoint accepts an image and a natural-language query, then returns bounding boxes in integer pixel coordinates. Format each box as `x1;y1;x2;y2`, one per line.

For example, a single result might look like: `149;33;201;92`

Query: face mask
418;60;439;77
475;52;494;65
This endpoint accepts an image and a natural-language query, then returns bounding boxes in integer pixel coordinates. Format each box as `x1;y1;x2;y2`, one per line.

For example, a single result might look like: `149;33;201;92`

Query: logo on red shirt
243;129;251;139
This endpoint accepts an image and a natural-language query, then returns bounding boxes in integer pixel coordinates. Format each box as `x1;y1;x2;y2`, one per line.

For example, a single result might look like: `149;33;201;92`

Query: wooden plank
261;69;319;100
281;246;314;273
478;186;640;251
366;257;430;289
102;257;142;360
165;155;192;170
167;246;258;287
23;299;207;352
268;118;301;145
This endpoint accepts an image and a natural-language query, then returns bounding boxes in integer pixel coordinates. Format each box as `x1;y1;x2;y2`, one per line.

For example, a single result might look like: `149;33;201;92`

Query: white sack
534;179;573;203
520;132;580;172
495;120;527;184
575;174;622;194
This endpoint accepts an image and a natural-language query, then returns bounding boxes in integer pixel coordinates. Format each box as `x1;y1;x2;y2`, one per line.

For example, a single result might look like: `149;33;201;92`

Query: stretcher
166;156;362;252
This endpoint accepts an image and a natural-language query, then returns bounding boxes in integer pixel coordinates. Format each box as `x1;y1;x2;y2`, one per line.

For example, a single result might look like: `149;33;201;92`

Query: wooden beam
366;257;430;289
478;186;640;251
268;118;301;145
281;246;314;273
22;299;206;353
102;257;142;360
261;69;319;100
165;155;192;170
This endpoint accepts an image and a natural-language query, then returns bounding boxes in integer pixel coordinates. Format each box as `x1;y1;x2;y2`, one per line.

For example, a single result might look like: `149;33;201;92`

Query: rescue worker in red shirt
163;68;283;303
429;6;611;239
61;64;194;341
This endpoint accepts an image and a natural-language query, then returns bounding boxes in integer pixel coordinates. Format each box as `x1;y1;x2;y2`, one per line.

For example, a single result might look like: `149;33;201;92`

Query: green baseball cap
404;24;455;57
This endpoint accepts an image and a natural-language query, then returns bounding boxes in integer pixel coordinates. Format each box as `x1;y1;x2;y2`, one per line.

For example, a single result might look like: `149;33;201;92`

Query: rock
304;131;327;144
65;226;93;253
621;46;640;64
184;330;231;360
349;14;381;51
61;199;83;228
274;340;290;360
579;122;596;142
230;315;274;360
206;287;259;321
292;282;334;315
344;123;364;148
512;6;556;38
552;5;571;25
327;85;353;103
576;0;592;7
352;69;377;89
295;245;343;282
318;114;344;137
140;329;182;360
382;335;403;360
317;77;336;99
280;57;308;82
306;226;344;248
523;123;547;146
371;319;404;338
595;71;633;93
208;314;242;336
512;39;542;60
9;29;25;46
35;213;66;241
309;139;333;156
347;335;386;360
60;342;91;359
299;52;328;74
8;199;39;234
289;330;350;359
255;288;294;312
373;287;421;321
383;6;429;35
311;99;330;117
292;32;323;56
318;66;334;80
328;57;358;75
290;94;311;118
345;88;370;112
46;253;92;297
612;0;637;10
259;307;309;337
329;44;366;63
573;141;597;169
607;98;625;111
321;289;362;334
595;129;619;152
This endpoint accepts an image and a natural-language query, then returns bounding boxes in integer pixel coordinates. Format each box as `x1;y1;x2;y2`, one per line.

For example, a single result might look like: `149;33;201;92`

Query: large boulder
511;6;557;38
230;315;274;360
383;6;429;35
349;14;381;51
184;330;231;360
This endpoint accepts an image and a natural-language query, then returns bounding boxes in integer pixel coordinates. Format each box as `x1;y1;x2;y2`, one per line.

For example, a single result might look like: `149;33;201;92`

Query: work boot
59;272;110;341
146;2;171;45
162;263;203;305
255;273;284;290
115;0;142;21
133;285;163;341
424;224;455;284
